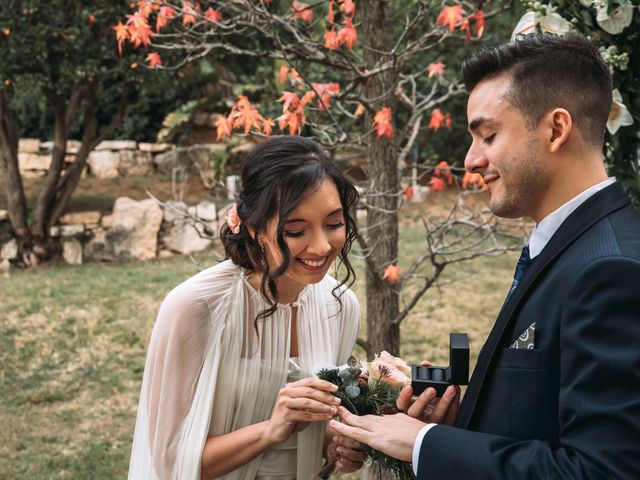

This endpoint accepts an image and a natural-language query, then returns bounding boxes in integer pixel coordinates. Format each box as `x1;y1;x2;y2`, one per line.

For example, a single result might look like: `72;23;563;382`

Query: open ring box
411;333;469;397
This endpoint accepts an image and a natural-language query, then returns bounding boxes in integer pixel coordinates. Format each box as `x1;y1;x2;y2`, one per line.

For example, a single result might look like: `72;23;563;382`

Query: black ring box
411;332;469;397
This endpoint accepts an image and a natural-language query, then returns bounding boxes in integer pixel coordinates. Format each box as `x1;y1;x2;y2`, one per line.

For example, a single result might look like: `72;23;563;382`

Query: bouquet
316;352;415;480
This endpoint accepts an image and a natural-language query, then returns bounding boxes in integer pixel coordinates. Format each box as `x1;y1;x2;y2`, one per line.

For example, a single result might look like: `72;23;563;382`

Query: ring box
411;332;469;397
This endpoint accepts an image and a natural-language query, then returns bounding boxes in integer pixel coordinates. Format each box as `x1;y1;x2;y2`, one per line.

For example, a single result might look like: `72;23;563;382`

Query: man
331;33;640;478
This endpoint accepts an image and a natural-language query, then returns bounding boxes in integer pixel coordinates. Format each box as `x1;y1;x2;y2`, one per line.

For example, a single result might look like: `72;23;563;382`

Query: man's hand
329;407;426;462
397;384;460;426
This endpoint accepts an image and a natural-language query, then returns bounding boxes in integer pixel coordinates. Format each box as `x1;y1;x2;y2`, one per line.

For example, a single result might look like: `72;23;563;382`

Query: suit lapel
455;183;629;429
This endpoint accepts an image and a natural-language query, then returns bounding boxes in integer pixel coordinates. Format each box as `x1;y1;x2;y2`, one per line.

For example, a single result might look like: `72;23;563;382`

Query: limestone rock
162;218;213;255
188;200;217;222
62;238;83;265
139;142;173;153
109;197;163;260
66;140;82;154
18;152;51;171
18;138;41;154
101;214;114;229
0;209;8;222
118;150;153;176
1;239;18;261
88;150;120;178
95;140;137;151
60;224;85;237
154;144;226;175
59;211;101;225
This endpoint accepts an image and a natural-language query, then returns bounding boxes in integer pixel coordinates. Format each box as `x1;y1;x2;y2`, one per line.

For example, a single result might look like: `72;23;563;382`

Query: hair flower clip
226;203;241;234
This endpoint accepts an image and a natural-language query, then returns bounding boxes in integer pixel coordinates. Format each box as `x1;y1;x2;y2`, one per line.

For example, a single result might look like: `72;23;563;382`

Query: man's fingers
396;385;413;411
429;385;459;424
420;360;432;366
406;387;437;419
329;419;370;445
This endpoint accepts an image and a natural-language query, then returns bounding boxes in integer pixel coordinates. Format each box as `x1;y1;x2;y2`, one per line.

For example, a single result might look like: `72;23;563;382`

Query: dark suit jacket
418;182;640;479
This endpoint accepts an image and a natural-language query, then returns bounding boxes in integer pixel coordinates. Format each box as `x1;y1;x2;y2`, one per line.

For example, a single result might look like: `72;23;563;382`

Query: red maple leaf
404;186;414;200
231;96;265;134
434;160;454;185
113;22;129;55
436;5;464;32
182;1;197;26
382;264;401;284
462;171;487;190
460;18;471;43
278;65;289;85
292;2;314;22
373;107;393;139
156;6;175;32
328;0;335;23
312;82;340;111
262;117;274;137
214;115;233;142
354;104;365;117
126;12;153;47
299;90;316;109
473;10;485;38
278;91;301;112
146;52;162;68
277;110;303;135
136;1;155;18
428;177;446;191
427;62;445;78
324;28;339;50
338;16;357;50
428;108;446;131
205;7;222;23
340;0;356;16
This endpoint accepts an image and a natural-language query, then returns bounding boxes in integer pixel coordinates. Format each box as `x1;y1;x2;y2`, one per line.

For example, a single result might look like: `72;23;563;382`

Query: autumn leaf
289;68;302;83
312;82;340;111
277;110;303;135
300;90;316;109
328;0;335;23
89;15;95;25
278;91;301;112
462;172;487;191
215;115;233;142
182;1;197;26
434;160;454;186
324;28;340;50
113;22;129;55
382;264;401;284
338;16;357;50
156;6;175;32
373;107;393;139
340;0;356;16
428;177;446;191
126;12;153;47
428;108;446;131
473;10;485;38
436;4;464;32
146;52;162;68
231;96;265;134
427;62;445;78
262;117;274;137
2;27;10;37
354;103;365;117
460;18;471;43
136;1;155;18
404;186;414;200
445;112;452;129
278;65;289;85
292;1;314;22
205;7;222;23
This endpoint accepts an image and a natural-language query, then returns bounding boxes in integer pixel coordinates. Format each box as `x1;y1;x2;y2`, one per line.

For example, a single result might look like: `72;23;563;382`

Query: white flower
579;0;593;6
511;11;573;40
596;1;634;35
607;89;634;135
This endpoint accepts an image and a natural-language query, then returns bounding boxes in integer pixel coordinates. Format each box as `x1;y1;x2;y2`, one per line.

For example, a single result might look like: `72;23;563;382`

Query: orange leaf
289;68;302;83
312;82;340;111
277;110;303;135
324;28;340;50
182;1;197;26
328;0;335;23
113;22;129;55
382;264;401;284
231;96;265;135
292;2;314;22
205;7;222;23
436;4;464;32
434;160;454;186
445;112;452;129
126;11;154;47
460;18;471;43
278;65;289;85
214;115;233;142
278;91;301;112
373;107;393;139
262;117;274;137
354;103;365;117
462;172;487;190
428;108;446;131
340;0;356;16
146;52;162;68
427;62;445;78
156;6;175;32
404;186;414;200
337;17;357;50
136;1;155;18
299;90;316;109
473;10;485;38
428;177;446;191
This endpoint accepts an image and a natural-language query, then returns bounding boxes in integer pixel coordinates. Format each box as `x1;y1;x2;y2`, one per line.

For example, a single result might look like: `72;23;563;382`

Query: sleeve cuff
412;423;438;476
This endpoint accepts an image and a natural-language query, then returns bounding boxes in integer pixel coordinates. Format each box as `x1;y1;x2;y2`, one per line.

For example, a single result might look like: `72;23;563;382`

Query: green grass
0;202;523;479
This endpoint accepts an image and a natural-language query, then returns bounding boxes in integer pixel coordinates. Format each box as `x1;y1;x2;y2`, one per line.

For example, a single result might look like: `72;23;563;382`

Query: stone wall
0;197;220;268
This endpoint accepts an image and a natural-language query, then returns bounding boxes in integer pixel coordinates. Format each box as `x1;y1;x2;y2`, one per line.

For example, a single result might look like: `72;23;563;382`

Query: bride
128;136;365;479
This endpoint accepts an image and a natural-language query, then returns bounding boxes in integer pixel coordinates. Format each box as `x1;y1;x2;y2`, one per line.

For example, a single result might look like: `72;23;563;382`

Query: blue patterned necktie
505;246;532;303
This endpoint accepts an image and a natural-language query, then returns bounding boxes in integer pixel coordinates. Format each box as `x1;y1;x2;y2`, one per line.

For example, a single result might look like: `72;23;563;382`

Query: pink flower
367;351;411;388
226;203;241;234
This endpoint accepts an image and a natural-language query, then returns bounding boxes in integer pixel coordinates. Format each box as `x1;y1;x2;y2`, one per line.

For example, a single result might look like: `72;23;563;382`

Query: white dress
128;260;360;480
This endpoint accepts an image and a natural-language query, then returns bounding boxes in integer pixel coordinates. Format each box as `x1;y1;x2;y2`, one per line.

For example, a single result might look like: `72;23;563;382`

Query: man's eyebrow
468;117;496;132
283;208;343;224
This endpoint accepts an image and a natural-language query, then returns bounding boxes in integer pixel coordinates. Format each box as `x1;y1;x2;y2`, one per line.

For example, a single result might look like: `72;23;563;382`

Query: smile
483;175;499;185
297;256;329;270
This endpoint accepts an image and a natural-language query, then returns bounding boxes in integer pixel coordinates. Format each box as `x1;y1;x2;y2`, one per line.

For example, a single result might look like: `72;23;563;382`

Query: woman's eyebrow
284;208;343;224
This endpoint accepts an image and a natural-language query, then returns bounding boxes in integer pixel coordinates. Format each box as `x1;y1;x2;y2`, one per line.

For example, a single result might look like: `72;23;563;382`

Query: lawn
0;196;523;480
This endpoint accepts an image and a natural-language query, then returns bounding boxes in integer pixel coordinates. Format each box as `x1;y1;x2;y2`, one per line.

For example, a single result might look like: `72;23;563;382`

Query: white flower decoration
596;1;634;35
511;11;573;40
607;89;634;135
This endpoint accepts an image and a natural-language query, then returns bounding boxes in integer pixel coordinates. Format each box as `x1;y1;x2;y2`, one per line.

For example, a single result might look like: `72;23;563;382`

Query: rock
49;226;61;237
188;200;217;222
139;142;173;153
18;138;41;154
21;170;46;178
59;211;102;225
0;209;8;222
1;239;18;261
95;140;137;151
60;224;85;237
101;214;114;229
18;152;52;170
154;144;226;175
162;201;188;223
66;140;82;154
0;258;10;274
161;218;213;255
83;228;110;261
62;238;83;265
109;197;163;260
118;150;153;176
88;150;120;178
158;249;175;258
226;175;241;200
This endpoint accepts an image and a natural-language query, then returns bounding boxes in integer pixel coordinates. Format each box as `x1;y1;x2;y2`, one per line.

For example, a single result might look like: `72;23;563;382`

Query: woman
129;136;364;479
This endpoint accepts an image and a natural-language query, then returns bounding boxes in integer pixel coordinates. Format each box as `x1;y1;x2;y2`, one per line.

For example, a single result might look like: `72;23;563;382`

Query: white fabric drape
128;259;360;480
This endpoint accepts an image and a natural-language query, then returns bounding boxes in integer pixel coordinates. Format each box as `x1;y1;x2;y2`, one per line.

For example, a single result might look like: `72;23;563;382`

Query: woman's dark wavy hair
220;135;359;320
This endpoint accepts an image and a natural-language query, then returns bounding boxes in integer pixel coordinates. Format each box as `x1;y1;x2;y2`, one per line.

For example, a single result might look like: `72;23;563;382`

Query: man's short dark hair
462;33;612;145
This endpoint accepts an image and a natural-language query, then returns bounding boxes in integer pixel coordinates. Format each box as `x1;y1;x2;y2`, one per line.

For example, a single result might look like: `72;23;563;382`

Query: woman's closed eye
284;222;344;238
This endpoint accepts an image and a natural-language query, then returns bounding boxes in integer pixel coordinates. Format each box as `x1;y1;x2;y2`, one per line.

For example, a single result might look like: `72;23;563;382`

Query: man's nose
464;141;487;173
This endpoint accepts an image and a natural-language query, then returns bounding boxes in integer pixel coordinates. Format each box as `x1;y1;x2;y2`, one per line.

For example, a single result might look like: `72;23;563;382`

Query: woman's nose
307;233;332;256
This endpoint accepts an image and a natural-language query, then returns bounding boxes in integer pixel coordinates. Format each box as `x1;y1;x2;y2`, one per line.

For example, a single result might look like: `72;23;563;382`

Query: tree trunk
361;0;400;357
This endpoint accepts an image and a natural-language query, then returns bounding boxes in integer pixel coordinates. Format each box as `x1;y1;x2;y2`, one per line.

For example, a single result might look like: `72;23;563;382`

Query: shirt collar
528;177;616;259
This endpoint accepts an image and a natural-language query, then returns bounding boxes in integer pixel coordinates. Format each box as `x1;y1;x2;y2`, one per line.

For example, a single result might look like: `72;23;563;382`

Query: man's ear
544;108;572;153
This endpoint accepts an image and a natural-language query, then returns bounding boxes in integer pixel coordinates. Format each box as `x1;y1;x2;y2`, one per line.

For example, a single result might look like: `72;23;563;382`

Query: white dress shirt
412;177;617;475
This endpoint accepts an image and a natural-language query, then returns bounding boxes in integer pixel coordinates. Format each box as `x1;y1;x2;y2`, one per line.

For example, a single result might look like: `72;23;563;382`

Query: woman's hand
327;434;366;474
266;378;341;444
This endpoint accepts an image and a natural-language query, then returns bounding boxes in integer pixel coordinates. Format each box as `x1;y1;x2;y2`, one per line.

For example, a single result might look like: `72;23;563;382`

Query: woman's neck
246;271;305;305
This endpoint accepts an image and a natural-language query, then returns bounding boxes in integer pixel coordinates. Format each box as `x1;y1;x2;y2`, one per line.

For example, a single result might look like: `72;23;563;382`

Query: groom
332;33;640;478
